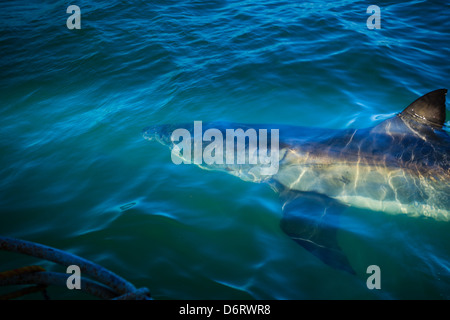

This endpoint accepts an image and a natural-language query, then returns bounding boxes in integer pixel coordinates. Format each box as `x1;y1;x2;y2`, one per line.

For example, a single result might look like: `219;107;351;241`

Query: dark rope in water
0;236;151;300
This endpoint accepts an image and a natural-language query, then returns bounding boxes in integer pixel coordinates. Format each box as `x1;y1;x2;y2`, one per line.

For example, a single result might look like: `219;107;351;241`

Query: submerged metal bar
113;287;151;300
0;284;48;300
0;271;117;300
0;236;139;296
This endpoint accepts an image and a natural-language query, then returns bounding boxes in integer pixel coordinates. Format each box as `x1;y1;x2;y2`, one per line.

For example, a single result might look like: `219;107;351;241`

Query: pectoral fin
277;187;355;274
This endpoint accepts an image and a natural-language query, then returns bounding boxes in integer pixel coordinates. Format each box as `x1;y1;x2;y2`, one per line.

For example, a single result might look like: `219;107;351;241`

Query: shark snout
142;124;174;145
142;126;159;141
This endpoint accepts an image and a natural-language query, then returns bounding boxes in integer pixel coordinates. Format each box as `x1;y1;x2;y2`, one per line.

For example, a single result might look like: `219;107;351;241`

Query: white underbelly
335;194;450;221
275;162;450;221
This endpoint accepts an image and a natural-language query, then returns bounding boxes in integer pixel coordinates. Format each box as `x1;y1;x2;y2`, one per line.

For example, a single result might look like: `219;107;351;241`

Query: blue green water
1;0;449;299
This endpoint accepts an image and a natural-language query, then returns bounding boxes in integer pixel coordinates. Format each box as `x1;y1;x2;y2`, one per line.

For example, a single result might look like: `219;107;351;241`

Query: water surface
0;0;449;299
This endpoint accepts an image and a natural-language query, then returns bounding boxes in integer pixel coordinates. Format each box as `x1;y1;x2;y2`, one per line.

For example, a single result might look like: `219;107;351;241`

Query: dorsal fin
400;89;447;129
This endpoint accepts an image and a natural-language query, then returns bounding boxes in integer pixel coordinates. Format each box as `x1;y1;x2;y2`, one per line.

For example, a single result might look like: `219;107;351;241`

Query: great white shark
143;89;450;274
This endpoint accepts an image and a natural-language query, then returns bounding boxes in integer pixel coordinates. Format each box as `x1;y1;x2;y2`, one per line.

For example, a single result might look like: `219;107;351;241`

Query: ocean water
1;0;449;299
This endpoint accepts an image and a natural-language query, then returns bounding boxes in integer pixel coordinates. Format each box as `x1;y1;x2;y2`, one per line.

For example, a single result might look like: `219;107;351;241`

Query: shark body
143;89;450;273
